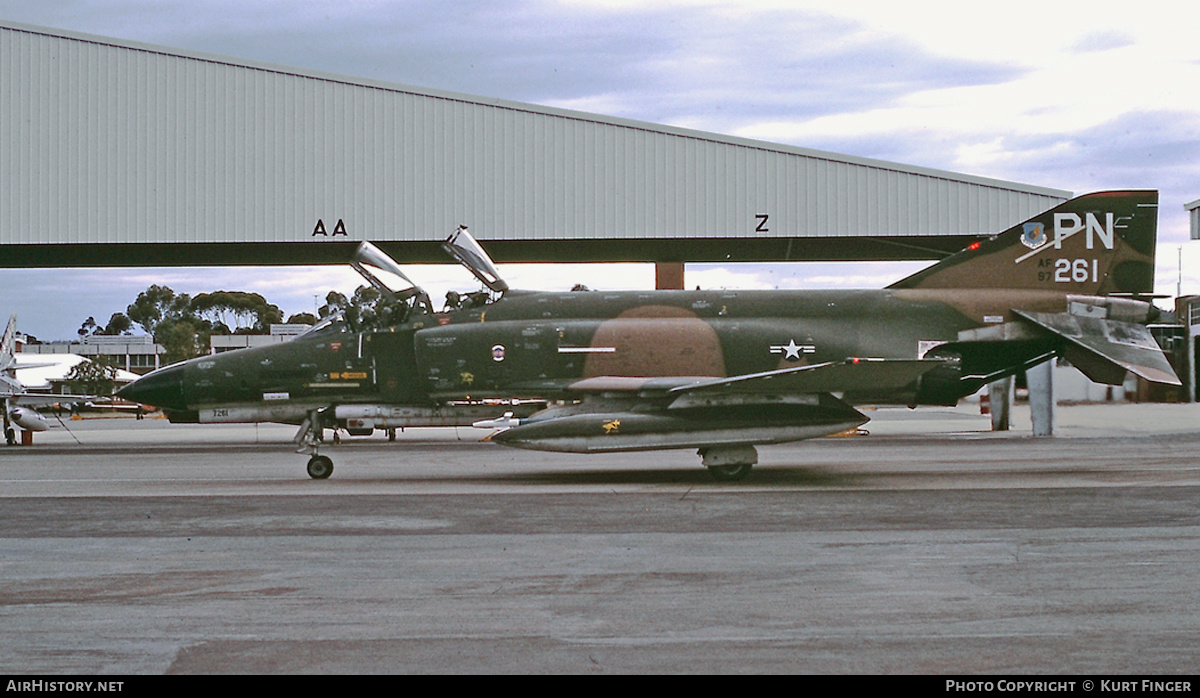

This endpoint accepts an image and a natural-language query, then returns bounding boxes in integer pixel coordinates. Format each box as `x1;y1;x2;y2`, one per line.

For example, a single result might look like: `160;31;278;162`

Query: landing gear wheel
699;445;758;482
707;463;753;482
4;427;14;446
307;455;334;479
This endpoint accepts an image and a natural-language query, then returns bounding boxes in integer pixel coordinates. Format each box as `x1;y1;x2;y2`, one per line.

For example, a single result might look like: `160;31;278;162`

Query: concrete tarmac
2;402;1198;674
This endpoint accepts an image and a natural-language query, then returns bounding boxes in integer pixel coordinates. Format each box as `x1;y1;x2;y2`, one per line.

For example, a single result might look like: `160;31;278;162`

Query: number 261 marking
1048;259;1098;283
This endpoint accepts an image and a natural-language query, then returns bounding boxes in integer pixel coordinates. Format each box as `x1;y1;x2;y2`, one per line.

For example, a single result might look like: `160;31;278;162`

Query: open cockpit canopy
351;241;425;302
312;229;511;333
441;226;509;294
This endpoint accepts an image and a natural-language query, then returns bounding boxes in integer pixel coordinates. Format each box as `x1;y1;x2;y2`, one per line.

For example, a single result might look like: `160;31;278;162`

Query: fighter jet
117;190;1180;480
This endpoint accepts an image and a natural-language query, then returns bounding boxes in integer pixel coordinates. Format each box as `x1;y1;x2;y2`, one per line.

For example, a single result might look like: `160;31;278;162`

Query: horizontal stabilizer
1014;310;1181;386
671;358;948;396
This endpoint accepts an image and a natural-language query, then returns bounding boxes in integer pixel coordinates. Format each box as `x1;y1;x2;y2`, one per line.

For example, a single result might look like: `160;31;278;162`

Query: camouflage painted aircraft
117;190;1180;480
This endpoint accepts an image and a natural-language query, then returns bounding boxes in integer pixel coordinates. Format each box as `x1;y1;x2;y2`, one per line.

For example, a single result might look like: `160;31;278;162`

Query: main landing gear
306;454;334;479
295;408;335;480
3;404;14;446
699;444;757;482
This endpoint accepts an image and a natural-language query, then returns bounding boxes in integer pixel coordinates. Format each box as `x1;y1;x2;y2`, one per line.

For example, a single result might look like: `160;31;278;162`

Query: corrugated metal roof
1;19;1071;260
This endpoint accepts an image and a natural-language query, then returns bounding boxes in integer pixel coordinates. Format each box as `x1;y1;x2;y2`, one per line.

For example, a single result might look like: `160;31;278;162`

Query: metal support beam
655;262;685;290
1026;360;1056;437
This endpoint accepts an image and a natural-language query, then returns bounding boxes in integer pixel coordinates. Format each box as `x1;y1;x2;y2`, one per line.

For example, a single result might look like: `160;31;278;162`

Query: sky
3;0;1200;340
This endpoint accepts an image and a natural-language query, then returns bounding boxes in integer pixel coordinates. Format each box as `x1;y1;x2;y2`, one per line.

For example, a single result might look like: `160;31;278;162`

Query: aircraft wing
9;392;93;407
12;361;65;373
564;358;947;397
668;358;947;396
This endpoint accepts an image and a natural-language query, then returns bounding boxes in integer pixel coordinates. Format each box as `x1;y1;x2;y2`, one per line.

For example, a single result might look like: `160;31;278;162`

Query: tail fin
0;313;16;373
888;190;1158;295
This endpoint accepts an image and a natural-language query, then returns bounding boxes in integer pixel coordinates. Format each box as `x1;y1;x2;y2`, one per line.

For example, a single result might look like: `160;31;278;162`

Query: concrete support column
1026;360;1056;437
1187;330;1196;403
655;262;685;290
987;376;1014;431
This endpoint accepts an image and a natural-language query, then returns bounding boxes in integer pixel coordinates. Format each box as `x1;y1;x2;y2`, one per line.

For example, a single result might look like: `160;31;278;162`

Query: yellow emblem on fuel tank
603;419;620;434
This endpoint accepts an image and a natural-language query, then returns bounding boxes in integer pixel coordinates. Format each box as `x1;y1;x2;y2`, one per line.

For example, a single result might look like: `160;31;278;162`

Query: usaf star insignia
769;339;816;361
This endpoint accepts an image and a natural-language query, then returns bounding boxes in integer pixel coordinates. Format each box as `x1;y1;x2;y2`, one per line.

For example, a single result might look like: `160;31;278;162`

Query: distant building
13;352;142;393
22;325;310;368
1187;198;1200;240
209;324;309;354
21;334;165;375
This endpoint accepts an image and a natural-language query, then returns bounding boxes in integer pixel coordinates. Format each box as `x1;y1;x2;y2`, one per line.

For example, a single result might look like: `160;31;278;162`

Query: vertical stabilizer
0;313;16;373
888;191;1158;295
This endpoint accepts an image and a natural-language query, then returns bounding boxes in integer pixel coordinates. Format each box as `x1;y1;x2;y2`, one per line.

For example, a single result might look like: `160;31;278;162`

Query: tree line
60;283;419;395
76;285;373;365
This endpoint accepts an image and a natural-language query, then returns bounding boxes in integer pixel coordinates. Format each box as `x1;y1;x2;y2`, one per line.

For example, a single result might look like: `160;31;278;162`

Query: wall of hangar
0;20;1071;267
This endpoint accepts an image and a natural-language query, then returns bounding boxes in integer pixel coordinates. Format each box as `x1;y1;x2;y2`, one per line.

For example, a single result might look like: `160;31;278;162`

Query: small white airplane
1;314;59;443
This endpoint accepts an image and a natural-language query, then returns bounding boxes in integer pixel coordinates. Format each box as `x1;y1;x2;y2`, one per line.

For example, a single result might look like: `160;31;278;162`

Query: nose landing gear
295;408;336;480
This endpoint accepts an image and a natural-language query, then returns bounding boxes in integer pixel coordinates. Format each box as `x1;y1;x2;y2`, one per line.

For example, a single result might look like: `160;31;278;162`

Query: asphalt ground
1;402;1198;674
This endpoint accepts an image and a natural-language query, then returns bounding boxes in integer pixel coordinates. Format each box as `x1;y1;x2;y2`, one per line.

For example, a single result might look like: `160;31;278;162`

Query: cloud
547;6;1024;133
1070;31;1136;53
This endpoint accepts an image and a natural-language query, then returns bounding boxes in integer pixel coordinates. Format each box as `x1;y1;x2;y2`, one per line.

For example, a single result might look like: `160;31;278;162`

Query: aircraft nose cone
116;362;187;411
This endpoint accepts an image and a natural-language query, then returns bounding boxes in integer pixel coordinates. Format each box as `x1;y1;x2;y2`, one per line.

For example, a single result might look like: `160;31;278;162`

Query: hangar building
0;19;1071;285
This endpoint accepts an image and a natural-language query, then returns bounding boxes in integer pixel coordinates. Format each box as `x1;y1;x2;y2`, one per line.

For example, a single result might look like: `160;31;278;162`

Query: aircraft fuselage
137;286;1077;420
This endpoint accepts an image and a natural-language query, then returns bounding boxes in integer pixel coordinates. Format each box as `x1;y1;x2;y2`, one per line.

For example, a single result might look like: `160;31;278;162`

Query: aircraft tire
707;463;752;482
307;455;334;480
4;428;14;446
